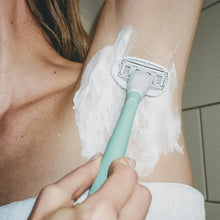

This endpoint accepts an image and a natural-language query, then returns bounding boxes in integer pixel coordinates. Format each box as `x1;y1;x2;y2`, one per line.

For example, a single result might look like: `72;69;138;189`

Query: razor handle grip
89;91;141;195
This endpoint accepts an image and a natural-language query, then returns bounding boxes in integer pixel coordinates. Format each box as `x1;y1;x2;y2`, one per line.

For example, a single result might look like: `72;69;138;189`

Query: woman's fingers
29;154;102;219
50;184;152;220
45;208;76;220
30;156;151;220
119;184;152;220
55;153;102;200
95;158;138;209
83;158;138;219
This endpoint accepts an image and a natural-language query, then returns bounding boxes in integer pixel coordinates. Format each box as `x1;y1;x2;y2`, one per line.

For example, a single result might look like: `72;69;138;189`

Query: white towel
143;182;205;220
0;182;205;220
0;197;36;220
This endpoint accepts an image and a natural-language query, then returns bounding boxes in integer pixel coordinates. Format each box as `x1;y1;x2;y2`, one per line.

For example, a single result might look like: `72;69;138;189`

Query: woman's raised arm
79;0;203;184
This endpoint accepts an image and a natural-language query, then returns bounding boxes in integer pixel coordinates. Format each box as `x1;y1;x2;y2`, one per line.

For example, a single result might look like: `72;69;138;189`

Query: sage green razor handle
89;91;141;195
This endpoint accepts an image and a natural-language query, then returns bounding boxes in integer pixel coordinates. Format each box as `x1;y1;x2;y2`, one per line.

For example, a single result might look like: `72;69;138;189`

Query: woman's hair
26;0;90;63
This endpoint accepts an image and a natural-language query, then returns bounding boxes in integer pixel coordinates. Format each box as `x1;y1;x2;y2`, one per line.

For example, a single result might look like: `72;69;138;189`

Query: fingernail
125;157;136;168
90;152;102;161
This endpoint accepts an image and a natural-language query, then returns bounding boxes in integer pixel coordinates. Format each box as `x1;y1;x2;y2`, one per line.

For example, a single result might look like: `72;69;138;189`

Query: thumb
29;154;102;219
55;153;102;201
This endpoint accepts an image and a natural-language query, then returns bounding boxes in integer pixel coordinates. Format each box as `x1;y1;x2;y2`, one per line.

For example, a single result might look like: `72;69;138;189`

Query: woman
0;0;204;219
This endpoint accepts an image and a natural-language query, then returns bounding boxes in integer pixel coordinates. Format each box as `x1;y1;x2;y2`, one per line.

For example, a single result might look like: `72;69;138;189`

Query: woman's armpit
77;0;202;183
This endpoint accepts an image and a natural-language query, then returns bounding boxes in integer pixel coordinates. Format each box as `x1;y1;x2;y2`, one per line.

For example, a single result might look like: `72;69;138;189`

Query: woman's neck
0;0;52;66
0;0;82;118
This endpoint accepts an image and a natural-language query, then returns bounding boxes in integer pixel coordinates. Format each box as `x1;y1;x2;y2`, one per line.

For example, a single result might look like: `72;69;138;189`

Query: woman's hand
29;154;151;220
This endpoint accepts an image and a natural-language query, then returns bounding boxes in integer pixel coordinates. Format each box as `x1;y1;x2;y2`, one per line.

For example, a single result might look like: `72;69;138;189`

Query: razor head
111;57;169;97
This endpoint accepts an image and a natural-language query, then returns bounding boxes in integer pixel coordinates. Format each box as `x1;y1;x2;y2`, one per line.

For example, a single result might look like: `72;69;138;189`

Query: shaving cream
73;27;183;176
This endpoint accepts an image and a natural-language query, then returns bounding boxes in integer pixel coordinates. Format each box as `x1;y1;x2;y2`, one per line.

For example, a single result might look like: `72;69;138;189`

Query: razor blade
111;57;169;97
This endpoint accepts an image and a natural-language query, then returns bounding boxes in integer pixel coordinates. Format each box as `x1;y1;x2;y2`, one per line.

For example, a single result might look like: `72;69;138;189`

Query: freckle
10;21;14;24
53;71;56;74
21;135;24;138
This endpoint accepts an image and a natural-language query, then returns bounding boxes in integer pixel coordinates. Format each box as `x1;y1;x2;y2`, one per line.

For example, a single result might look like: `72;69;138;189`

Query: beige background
79;0;220;219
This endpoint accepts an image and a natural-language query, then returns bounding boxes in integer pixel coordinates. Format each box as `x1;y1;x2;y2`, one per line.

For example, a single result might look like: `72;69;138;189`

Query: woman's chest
0;100;87;205
0;130;87;206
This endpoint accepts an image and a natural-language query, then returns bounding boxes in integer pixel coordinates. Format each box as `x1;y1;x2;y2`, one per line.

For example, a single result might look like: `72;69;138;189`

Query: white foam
73;27;183;177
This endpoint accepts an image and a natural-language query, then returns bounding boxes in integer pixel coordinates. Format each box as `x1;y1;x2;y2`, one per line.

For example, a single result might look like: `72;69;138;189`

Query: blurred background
79;0;220;219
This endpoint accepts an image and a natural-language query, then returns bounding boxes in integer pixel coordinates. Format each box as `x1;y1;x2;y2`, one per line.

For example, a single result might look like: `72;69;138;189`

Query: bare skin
0;0;203;206
0;0;87;205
